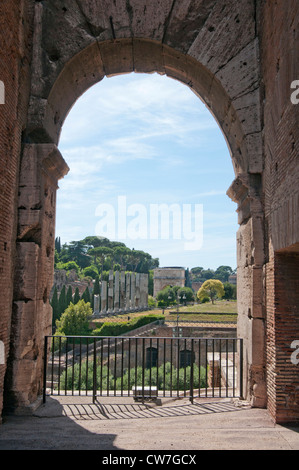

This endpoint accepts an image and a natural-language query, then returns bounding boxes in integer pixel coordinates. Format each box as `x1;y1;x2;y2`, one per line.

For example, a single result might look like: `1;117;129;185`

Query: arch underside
28;37;262;179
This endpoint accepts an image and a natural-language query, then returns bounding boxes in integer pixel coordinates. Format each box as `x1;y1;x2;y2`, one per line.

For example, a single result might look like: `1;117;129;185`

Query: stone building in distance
153;267;186;297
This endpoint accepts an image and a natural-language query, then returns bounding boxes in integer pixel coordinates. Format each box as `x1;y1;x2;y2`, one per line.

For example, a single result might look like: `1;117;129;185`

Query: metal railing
43;335;243;404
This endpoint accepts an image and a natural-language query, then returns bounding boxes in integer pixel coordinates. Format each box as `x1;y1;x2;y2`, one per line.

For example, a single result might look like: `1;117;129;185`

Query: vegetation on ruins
54;235;159;277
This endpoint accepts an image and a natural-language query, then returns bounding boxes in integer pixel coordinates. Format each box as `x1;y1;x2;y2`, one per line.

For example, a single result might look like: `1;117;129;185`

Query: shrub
91;314;164;337
55;299;92;336
59;363;114;391
148;295;156;308
59;361;207;392
56;261;80;273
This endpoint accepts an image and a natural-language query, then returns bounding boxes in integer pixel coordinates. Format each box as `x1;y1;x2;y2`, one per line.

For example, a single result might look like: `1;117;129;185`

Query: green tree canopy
177;287;194;303
82;265;99;279
197;279;225;304
214;265;233;283
55;300;92;336
156;285;194;306
223;282;237;300
55;235;160;276
56;260;80;273
88;246;113;280
156;286;176;306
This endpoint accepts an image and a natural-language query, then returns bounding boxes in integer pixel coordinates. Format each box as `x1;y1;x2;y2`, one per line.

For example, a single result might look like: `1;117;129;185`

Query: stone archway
3;0;270;418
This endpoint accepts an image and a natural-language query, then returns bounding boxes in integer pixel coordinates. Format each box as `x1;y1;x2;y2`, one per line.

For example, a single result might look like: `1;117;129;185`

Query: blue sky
56;72;238;271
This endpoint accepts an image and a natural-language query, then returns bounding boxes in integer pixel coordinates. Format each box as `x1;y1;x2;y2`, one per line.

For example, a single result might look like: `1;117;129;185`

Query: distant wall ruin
93;271;149;316
153;267;185;297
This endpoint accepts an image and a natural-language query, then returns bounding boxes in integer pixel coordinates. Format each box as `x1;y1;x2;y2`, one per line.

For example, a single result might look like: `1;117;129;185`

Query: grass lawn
179;300;237;314
92;300;237;325
166;300;237;323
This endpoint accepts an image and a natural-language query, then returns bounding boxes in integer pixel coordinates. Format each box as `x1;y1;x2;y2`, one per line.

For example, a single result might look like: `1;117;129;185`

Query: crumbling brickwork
261;0;299;423
0;0;33;421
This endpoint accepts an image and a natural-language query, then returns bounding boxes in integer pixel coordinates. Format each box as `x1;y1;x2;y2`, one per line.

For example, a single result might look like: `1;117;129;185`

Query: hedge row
91;314;165;337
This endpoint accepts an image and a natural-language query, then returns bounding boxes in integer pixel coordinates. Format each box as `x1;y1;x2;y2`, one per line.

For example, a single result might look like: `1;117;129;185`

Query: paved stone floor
0;396;298;451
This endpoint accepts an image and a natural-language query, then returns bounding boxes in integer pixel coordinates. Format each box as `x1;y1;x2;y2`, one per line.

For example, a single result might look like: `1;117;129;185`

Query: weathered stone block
215;38;260;100
99;39;134;77
13;243;39;301
188;0;255;74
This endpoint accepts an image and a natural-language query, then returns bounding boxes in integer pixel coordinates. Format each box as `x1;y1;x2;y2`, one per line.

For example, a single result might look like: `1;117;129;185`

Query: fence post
43;336;48;404
93;338;97;403
239;338;244;399
190;339;194;404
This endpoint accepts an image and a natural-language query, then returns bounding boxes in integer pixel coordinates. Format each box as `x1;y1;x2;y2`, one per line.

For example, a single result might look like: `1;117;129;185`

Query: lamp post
171;292;186;337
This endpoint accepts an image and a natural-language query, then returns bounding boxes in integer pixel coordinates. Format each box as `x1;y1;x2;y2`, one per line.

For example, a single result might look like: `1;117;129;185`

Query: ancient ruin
153;267;186;297
0;0;298;424
93;271;149;316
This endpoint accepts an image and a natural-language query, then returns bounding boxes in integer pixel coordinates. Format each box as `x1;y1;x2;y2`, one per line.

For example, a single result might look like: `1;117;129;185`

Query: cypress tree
81;286;91;304
66;285;73;307
51;287;59;329
58;285;67;316
73;287;80;304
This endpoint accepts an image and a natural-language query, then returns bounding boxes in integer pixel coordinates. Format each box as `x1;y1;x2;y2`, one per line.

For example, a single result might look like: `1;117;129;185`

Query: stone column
101;281;107;314
120;271;125;312
114;271;120;312
135;273;140;310
6;143;69;413
108;270;114;313
130;272;136;310
140;273;149;309
93;295;100;315
125;273;131;311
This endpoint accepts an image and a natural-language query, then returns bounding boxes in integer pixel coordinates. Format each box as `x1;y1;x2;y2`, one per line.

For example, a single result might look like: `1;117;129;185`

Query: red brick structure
0;0;298;424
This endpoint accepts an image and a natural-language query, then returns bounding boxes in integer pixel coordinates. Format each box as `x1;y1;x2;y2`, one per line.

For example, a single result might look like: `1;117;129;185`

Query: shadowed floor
0;396;298;451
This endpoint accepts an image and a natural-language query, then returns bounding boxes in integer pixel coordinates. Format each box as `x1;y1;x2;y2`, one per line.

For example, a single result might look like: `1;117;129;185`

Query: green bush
56;261;80;273
55;299;92;336
59;362;114;391
148;295;156;308
59;361;207;392
91;314;164;337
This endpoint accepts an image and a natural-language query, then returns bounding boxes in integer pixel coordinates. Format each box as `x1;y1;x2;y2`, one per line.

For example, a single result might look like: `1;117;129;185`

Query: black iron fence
43;335;243;404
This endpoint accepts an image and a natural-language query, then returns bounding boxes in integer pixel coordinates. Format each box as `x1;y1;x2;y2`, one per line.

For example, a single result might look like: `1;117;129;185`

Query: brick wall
0;0;33;420
261;0;299;423
272;253;299;423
